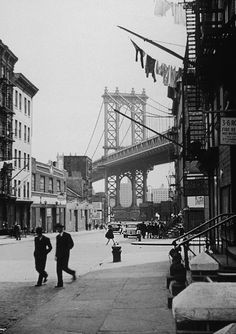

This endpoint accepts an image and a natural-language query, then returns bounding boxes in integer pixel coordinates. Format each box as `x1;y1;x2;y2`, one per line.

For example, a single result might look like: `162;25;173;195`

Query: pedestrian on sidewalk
55;223;76;288
13;222;21;240
34;226;52;287
105;225;115;245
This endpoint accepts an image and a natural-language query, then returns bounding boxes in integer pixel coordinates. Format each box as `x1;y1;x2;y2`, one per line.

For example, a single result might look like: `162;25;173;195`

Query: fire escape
183;1;227;196
0;76;14;198
182;1;209;198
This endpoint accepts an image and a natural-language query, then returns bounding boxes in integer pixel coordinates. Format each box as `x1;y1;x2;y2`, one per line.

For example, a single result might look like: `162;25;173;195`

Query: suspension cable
84;101;104;156
134;94;172;115
148;96;171;110
107;102;183;148
91;130;104;160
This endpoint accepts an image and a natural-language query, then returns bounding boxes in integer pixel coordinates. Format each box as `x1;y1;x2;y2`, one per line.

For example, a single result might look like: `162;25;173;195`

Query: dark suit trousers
35;256;47;285
56;255;75;286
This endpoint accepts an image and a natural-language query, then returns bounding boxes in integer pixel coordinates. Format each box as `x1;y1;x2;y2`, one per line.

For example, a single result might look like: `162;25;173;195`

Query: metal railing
173;213;236;269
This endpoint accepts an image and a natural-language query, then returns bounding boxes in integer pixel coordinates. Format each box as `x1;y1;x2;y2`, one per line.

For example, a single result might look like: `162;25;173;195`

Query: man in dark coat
55;223;76;288
34;226;52;287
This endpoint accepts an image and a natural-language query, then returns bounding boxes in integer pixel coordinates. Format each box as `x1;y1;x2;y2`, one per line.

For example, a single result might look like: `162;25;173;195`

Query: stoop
190;251;219;281
172;282;236;333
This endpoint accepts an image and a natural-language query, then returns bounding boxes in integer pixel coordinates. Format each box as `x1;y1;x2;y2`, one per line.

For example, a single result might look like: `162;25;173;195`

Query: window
18;151;21;168
49;178;53;193
32;174;35;191
57;180;61;192
27;127;30;143
24;153;26;169
19;94;22;110
40;176;45;192
15;90;18;107
14;179;17;196
69;210;72;221
1;66;5;77
14;150;17;168
24;97;27;114
14;120;17;137
28;100;30;116
18;180;21;197
24;125;27;142
19;122;21;139
27;154;30;170
27;182;29;198
23;183;26;198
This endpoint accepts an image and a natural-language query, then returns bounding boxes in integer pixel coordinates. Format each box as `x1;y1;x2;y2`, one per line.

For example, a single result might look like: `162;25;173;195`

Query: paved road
0;230;172;331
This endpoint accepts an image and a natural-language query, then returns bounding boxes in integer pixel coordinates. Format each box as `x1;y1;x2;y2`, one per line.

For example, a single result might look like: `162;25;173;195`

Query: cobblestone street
0;281;58;330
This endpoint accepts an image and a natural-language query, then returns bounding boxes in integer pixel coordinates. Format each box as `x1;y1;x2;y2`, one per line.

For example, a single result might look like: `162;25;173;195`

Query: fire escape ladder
184;2;205;156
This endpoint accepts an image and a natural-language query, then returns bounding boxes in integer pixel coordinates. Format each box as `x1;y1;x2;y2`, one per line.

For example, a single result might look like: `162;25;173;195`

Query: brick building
0;40;18;229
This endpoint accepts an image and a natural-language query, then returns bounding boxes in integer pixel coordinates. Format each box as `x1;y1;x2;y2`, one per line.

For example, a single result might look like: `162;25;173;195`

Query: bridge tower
102;87;149;221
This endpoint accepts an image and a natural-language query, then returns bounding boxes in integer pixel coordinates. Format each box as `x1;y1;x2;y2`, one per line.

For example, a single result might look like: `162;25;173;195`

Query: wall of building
31;158;67;232
11;74;38;231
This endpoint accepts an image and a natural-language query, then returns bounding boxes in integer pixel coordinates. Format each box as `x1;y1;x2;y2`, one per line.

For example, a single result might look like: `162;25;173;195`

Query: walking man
34;226;52;287
55;223;76;288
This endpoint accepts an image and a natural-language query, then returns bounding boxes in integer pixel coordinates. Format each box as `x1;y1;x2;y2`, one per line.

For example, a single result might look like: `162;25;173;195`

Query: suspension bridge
88;87;177;220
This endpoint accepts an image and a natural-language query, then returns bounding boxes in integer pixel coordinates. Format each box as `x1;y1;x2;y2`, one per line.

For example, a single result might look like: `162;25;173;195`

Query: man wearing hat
55;223;76;288
34;226;52;287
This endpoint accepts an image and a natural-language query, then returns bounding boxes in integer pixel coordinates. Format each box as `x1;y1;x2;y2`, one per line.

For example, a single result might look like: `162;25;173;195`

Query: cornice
13;73;39;97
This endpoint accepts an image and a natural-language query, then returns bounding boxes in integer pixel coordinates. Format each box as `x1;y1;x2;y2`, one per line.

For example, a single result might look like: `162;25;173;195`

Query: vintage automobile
122;221;141;238
110;222;123;234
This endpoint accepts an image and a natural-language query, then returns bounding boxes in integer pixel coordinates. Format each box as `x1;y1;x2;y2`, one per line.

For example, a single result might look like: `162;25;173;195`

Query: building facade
147;184;170;203
0;40;18;230
31;158;67;232
66;186;93;231
57;154;93;230
171;0;236;232
12;73;38;230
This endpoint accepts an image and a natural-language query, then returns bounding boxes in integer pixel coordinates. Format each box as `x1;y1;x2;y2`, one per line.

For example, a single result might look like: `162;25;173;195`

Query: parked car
122;221;141;238
110;222;122;234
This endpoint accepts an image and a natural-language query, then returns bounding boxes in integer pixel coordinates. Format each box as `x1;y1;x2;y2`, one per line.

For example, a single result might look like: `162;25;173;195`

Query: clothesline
131;39;182;88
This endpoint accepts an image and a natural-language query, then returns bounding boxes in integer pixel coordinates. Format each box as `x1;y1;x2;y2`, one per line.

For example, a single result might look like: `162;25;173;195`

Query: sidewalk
4;239;176;334
0;230;96;245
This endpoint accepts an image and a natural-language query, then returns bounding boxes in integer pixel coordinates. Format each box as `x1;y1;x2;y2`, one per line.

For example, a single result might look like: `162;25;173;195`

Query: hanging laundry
176;67;183;82
131;39;145;69
168;66;177;88
171;3;186;26
145;55;157;82
163;65;170;86
155;60;160;75
154;0;171;16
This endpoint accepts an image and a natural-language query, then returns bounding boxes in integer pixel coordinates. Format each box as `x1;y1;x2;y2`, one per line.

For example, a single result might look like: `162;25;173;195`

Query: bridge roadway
92;133;176;182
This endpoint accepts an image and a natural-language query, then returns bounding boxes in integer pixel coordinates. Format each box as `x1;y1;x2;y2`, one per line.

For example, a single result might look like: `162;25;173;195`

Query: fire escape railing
184;1;205;156
172;213;236;269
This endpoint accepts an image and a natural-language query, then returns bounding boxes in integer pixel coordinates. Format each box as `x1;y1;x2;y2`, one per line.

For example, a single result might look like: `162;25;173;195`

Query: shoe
54;285;63;288
35;284;42;287
43;274;48;283
72;272;77;281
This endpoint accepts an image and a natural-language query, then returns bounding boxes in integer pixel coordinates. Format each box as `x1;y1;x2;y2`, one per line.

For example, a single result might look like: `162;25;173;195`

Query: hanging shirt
145;55;157;82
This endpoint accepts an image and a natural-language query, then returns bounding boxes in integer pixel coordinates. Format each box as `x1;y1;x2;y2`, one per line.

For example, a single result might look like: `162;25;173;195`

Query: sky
0;0;186;192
